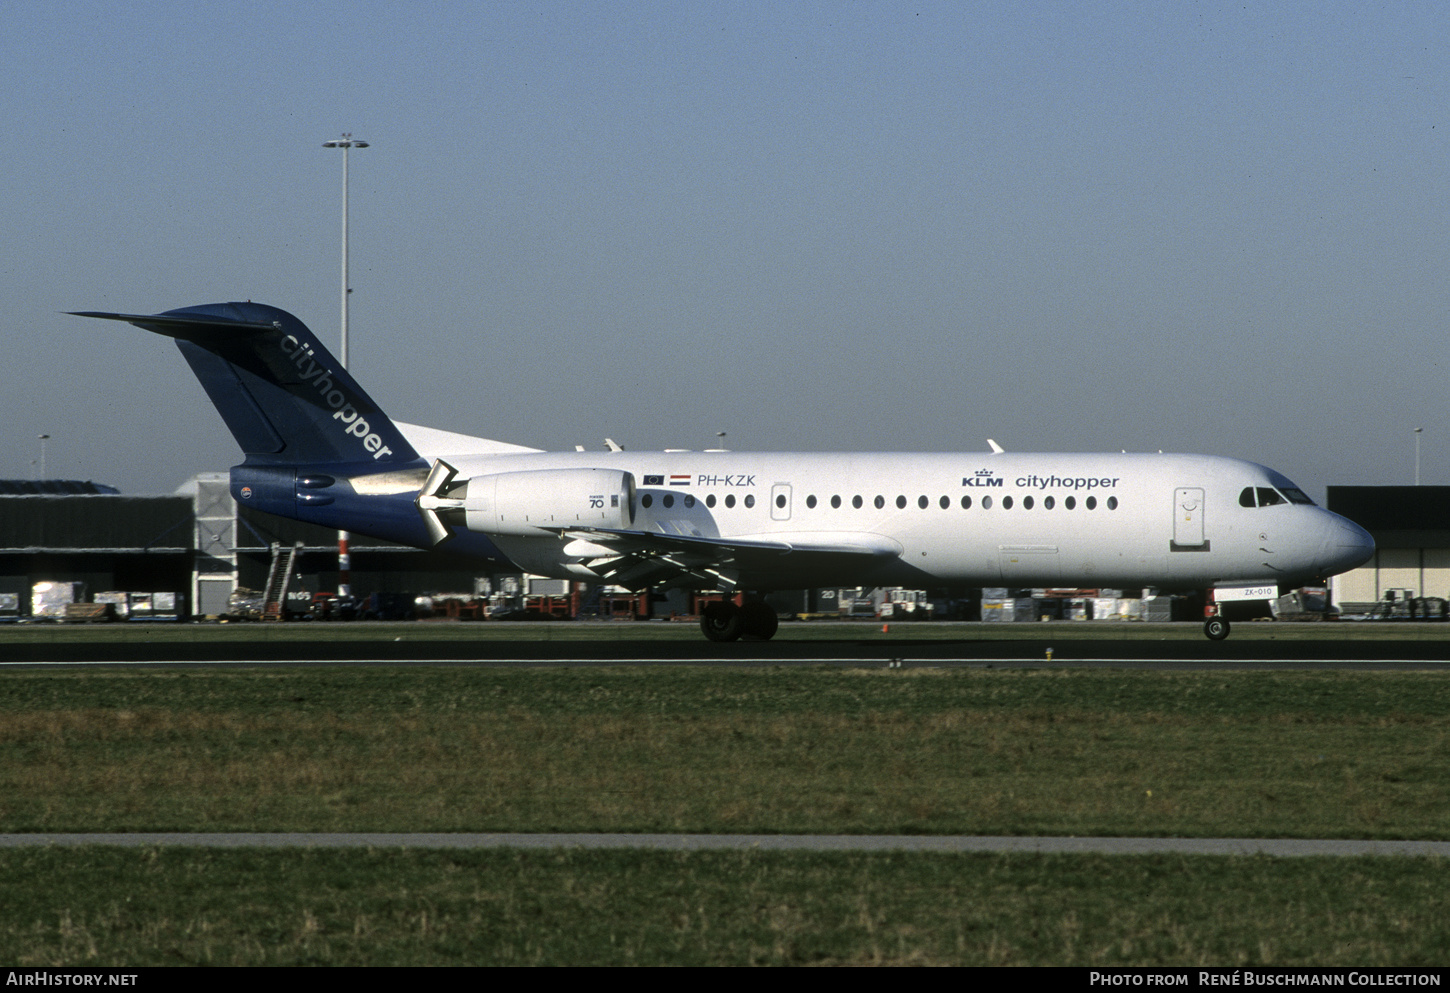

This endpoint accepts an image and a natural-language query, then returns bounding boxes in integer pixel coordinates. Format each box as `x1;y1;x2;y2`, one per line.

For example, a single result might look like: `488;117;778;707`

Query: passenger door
1173;487;1206;547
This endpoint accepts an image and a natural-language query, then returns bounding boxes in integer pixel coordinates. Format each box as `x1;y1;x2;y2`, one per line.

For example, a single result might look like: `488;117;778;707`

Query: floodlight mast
323;134;369;598
322;135;368;369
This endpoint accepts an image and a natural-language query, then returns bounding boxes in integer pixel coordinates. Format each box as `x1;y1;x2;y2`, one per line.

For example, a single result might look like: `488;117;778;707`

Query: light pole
1415;427;1423;486
323;134;368;369
324;134;368;598
37;434;49;480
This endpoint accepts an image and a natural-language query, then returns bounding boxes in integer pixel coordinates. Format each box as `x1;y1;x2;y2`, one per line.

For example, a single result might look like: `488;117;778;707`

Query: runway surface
4;833;1448;856
4;630;1450;668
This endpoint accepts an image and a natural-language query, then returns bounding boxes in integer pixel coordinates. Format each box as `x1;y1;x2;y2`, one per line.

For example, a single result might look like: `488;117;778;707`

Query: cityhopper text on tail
74;302;1375;641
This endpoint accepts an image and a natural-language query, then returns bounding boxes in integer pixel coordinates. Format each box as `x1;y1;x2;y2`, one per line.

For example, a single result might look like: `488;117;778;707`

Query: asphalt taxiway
4;631;1450;668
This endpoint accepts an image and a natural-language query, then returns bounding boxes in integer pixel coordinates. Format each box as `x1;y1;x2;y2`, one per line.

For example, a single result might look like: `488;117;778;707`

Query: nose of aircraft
1316;516;1375;576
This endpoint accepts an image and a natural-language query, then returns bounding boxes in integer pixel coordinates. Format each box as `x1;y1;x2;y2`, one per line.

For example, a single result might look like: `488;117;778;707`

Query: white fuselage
413;449;1373;592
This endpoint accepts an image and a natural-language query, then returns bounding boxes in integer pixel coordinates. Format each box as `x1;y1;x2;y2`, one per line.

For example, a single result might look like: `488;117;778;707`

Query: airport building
0;479;191;619
0;474;511;619
0;475;1439;620
1324;486;1450;611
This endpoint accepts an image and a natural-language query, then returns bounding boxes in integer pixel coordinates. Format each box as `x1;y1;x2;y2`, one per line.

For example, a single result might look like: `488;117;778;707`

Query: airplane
74;301;1375;642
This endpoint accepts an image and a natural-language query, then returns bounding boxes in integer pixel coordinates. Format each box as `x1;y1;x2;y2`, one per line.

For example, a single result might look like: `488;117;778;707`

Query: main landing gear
700;599;779;642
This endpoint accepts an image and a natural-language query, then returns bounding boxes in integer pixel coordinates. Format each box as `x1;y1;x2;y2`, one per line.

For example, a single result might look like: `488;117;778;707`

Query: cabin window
831;495;841;509
896;495;907;509
1023;495;1034;510
684;494;695;508
805;494;817;509
641;494;653;509
725;494;736;509
875;496;885;509
983;495;994;509
1065;496;1076;510
706;494;716;508
1086;496;1097;510
918;495;929;509
744;494;756;509
853;495;863;509
662;494;674;508
776;494;787;509
939;495;950;509
1107;496;1118;510
1044;495;1055;509
961;495;972;509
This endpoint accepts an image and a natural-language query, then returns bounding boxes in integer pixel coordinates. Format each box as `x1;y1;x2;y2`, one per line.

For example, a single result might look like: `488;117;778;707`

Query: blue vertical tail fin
73;302;421;468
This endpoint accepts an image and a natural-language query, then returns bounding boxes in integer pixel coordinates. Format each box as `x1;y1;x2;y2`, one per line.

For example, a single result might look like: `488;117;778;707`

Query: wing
546;526;903;590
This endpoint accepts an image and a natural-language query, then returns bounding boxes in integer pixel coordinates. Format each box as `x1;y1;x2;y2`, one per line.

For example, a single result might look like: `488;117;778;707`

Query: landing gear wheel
739;601;779;641
700;602;743;643
1204;617;1231;641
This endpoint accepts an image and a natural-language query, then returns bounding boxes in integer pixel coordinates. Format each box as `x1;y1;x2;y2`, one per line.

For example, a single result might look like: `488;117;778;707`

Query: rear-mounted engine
416;462;634;544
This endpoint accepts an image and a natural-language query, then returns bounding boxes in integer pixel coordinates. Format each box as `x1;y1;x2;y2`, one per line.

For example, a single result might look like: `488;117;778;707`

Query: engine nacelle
462;468;634;537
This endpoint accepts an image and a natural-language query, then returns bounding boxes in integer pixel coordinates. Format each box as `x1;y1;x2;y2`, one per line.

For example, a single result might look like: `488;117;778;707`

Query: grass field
3;666;1448;837
4;663;1448;965
4;848;1448;966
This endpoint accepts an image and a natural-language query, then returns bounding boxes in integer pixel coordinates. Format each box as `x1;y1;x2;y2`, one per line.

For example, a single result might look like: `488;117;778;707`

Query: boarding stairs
261;541;303;621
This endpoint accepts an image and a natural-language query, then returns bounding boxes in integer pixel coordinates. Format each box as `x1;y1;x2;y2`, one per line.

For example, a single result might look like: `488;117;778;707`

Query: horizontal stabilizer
69;311;281;338
74;302;422;468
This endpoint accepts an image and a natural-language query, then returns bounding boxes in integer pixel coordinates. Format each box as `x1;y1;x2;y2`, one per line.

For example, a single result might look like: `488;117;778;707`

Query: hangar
0;473;508;619
0;476;1426;621
1325;486;1450;610
0;479;191;617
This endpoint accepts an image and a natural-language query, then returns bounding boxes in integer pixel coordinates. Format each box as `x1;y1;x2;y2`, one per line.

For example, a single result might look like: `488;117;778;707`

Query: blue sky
3;1;1447;496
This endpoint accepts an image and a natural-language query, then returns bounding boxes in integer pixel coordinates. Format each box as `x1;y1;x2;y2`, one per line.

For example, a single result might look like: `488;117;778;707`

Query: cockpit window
1240;486;1309;508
